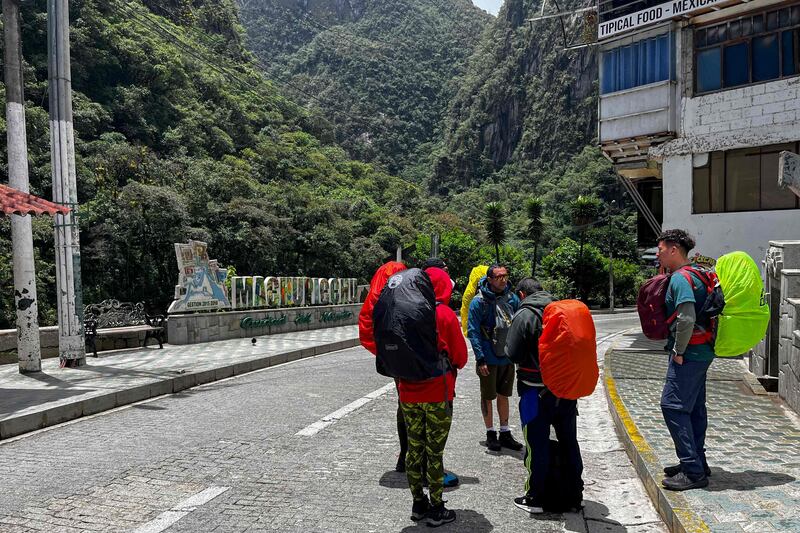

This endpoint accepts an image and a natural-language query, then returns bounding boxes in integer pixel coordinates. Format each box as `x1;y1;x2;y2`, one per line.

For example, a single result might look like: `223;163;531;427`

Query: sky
472;0;502;15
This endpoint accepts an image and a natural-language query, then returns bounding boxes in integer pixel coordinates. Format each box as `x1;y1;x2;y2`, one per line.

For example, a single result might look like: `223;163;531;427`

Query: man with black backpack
467;264;523;452
373;267;467;527
656;229;715;491
505;277;584;514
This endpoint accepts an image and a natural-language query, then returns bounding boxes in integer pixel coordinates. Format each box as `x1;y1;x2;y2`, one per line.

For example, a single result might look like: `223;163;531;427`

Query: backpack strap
518;306;544;374
673;266;717;345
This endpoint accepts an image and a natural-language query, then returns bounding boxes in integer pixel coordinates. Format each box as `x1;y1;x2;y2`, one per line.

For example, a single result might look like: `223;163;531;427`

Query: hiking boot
662;472;709;491
499;431;524;451
395;453;406;473
664;463;711;478
410;497;430;521
514;495;544;514
426;503;456;527
443;471;459;487
486;431;501;452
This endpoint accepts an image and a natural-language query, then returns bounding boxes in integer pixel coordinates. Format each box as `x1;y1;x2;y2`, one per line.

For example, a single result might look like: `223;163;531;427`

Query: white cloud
472;0;502;15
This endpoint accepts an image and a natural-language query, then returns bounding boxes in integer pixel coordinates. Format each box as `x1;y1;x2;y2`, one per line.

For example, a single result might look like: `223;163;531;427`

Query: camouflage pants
400;401;452;505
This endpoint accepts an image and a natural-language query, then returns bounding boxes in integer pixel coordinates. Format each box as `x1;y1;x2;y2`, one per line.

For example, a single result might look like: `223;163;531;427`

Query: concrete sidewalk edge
603;346;711;533
0;338;360;441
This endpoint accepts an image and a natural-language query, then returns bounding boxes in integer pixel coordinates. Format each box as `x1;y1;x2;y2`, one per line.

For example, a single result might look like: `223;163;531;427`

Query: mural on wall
168;242;366;314
168;241;231;314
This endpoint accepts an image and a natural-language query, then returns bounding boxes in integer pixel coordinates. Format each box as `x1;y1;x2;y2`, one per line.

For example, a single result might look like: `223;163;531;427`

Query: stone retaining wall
166;303;361;345
0;326;152;361
779;292;800;413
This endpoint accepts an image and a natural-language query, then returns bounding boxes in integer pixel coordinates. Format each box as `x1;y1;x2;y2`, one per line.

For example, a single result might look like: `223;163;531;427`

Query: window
601;33;671;94
694;4;800;93
692;142;800;213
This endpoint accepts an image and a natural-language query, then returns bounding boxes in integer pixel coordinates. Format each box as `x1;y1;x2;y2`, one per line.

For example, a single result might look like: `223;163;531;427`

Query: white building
598;0;800;264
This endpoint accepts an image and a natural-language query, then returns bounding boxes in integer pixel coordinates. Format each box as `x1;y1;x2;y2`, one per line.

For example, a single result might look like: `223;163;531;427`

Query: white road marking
296;381;396;437
132;486;230;533
592;314;640;322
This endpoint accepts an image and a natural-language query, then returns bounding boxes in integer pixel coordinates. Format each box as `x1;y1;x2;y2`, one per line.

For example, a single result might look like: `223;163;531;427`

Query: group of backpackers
359;257;598;526
357;227;769;527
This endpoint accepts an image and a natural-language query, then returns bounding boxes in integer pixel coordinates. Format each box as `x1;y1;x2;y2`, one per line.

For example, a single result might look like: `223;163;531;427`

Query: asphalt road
0;313;666;532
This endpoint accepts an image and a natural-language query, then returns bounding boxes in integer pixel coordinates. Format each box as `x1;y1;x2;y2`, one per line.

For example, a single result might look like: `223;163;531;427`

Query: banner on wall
167;241;361;314
168;241;231;314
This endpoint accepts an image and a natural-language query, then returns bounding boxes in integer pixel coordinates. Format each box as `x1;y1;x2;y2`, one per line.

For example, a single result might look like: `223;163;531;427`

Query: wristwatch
670;348;682;359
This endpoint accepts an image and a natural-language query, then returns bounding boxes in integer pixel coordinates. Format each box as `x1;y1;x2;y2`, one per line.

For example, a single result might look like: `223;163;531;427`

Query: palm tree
526;197;544;276
484;202;506;264
570;195;602;300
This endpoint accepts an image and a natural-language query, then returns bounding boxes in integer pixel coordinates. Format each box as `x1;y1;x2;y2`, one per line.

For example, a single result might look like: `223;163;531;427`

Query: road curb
0;337;360;441
603;347;711;533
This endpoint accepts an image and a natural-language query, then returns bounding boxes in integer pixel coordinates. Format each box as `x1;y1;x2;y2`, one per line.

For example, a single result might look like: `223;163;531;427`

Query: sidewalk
0;326;359;441
605;331;800;533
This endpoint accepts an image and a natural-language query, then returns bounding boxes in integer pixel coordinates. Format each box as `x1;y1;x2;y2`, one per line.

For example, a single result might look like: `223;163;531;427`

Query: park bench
83;300;166;357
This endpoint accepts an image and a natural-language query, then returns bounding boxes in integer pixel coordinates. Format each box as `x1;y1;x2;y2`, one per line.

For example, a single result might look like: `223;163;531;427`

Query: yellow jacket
461;265;489;336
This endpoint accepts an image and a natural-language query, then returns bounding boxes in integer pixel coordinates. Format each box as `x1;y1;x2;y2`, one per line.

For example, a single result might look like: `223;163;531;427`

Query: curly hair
657;229;696;255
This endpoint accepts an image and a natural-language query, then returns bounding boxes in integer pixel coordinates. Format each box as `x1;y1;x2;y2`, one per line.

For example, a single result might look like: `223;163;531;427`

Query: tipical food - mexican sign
599;0;727;40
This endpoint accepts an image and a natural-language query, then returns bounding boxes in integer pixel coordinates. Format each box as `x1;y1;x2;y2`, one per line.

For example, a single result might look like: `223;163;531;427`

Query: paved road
0;313;665;532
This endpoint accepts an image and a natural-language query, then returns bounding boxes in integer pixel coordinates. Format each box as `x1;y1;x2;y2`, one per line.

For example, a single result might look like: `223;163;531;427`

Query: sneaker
663;463;711;478
395;453;406;473
426;504;456;527
411;497;430;521
486;431;501;452
443;471;459;487
514;495;544;514
662;472;709;491
499;431;524;451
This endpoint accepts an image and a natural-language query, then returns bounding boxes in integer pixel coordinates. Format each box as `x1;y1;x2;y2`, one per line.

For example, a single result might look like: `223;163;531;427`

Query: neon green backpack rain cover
714;251;769;357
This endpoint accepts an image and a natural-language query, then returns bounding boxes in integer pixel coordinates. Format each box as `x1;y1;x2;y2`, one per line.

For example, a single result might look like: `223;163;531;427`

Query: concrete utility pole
48;0;85;366
4;0;42;373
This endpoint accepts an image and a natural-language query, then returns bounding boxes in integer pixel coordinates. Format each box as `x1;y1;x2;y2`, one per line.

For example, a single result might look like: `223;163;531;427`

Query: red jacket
359;261;407;354
398;267;468;403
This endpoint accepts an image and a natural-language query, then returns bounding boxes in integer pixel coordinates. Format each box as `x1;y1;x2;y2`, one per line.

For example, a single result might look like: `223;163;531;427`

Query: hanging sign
599;0;727;40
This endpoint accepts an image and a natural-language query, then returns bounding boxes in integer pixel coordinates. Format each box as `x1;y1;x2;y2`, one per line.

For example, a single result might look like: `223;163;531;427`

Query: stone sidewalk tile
0;325;359;440
605;331;800;533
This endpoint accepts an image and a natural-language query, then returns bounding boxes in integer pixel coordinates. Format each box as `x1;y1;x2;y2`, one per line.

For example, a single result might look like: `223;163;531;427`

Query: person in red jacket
359;261;409;471
359;261;407;355
399;266;467;527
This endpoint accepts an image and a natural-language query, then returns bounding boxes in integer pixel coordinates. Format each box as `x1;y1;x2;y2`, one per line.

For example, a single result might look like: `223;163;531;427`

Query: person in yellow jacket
461;265;489;336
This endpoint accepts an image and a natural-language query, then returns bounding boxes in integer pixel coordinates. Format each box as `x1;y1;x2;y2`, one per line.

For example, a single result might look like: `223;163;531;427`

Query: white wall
661;155;800;267
653;71;800;158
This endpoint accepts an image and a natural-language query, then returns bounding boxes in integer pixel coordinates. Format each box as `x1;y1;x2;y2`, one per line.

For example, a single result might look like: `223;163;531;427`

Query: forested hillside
0;0;434;327
238;0;490;177
437;0;636;254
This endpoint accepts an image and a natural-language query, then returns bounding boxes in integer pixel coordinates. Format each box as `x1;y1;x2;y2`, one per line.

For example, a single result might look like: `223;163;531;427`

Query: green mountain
238;0;491;177
0;0;430;327
437;0;599;190
432;0;638;256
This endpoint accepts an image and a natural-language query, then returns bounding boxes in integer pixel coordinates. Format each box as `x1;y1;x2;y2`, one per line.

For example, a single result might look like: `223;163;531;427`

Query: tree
526;196;544;276
570;195;602;300
484;202;506;264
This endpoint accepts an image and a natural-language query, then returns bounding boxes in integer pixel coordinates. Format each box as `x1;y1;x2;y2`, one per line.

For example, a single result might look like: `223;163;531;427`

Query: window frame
692;141;800;214
600;31;673;95
694;4;800;95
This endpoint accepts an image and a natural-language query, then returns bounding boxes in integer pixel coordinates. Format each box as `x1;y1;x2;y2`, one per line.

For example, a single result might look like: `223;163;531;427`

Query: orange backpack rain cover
539;300;598;400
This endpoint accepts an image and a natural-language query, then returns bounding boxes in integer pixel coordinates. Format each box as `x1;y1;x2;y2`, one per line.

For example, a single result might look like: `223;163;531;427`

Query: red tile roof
0;184;71;216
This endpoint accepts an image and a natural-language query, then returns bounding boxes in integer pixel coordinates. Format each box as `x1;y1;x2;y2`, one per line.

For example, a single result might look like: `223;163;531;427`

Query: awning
0;183;71;216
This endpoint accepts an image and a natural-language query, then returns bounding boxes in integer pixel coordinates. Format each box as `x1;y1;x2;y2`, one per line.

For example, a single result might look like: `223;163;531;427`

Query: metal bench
83;300;166;357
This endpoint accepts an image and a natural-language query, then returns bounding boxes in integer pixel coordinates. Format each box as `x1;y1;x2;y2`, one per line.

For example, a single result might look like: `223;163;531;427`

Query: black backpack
373;268;444;381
